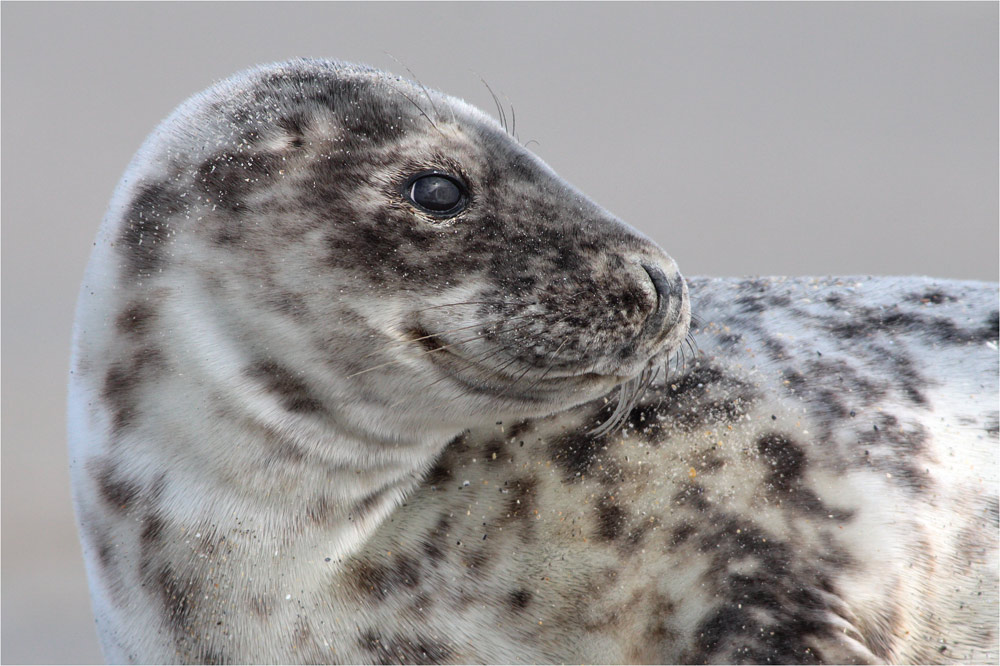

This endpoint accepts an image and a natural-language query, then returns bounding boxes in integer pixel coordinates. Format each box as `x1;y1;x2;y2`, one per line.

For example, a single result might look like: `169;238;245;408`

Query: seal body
69;60;998;663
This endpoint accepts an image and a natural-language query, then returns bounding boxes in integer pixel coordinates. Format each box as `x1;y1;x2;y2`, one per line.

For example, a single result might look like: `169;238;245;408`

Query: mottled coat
69;60;998;664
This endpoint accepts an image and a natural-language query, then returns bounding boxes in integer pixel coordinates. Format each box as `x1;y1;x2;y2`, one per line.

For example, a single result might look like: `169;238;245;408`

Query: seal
69;59;998;664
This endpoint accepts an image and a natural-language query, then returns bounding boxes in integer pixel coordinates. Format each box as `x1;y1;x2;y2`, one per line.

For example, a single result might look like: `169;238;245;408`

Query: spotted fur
70;60;997;664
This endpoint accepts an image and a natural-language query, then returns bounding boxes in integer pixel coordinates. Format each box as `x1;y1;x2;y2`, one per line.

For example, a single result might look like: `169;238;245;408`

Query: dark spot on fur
306;496;334;525
350;553;422;601
276;113;309;148
507;420;532;439
263;428;308;463
137;512;169;583
983;311;999;342
756;433;805;491
508;588;532;610
825;303;995;346
102;347;166;434
140;513;165;545
627;402;663;436
670;522;697;549
87;521;128;605
985;415;1000;438
246;360;324;414
293;616;312;644
736;295;766;313
464;548;492;574
196;151;280;217
266;290;310;320
424;462;452;487
406;326;443;354
828;320;869;340
118;182;179;275
687;604;755;661
95;530;114;571
912;289;957;305
359;629;453;665
855;415;933;494
671;498;866;662
95;462;141;512
503;477;538;524
157;563;198;632
351;486;388;519
624;520;653;552
756;433;855;519
657;365;756;432
483;439;505;461
768;294;791;308
421;516;451;562
594;494;627;541
672;482;710;511
699;454;726;473
548;430;608;479
116;301;157;337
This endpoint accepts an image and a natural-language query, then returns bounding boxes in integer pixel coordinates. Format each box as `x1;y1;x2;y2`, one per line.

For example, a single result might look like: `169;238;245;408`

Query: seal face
86;59;686;436
69;60;997;664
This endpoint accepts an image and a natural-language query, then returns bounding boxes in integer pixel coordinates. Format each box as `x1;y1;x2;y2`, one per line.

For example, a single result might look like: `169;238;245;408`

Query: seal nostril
641;263;670;316
635;262;678;344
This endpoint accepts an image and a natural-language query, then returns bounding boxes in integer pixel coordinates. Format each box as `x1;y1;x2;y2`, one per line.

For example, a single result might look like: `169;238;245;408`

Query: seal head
91;58;689;445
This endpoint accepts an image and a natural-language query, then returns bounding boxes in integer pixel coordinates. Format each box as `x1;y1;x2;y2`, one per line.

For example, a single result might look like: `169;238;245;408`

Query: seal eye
405;173;466;216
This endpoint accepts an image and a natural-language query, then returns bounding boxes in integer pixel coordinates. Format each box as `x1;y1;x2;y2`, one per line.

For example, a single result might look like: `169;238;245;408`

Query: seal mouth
405;326;623;401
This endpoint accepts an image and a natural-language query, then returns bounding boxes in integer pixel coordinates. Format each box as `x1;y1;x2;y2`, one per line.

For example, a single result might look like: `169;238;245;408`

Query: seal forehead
190;59;497;160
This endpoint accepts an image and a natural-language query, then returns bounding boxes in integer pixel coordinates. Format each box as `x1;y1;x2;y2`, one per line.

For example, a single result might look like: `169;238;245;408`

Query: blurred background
2;2;996;662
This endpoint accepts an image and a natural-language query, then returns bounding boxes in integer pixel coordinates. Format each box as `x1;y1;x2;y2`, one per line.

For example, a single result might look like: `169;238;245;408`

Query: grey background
2;2;996;663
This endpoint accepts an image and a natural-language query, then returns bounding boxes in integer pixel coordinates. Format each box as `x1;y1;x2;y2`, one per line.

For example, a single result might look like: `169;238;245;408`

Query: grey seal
69;59;997;663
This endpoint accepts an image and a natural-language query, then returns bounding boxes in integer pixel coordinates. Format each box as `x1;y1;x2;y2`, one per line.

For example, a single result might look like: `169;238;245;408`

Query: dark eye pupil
409;175;463;213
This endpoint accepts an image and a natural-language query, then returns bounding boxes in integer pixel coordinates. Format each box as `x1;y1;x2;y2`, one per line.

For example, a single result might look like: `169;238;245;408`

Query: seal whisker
365;311;557;358
397;344;532;404
348;314;562;378
668;350;682;378
383;52;441;121
519;337;570;392
522;337;596;396
589;385;630;437
487;313;575;404
409;299;536;314
503;93;518;143
384;80;447;139
641;363;661;397
386;339;528;408
589;364;655;437
403;334;550;410
477;74;508;134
